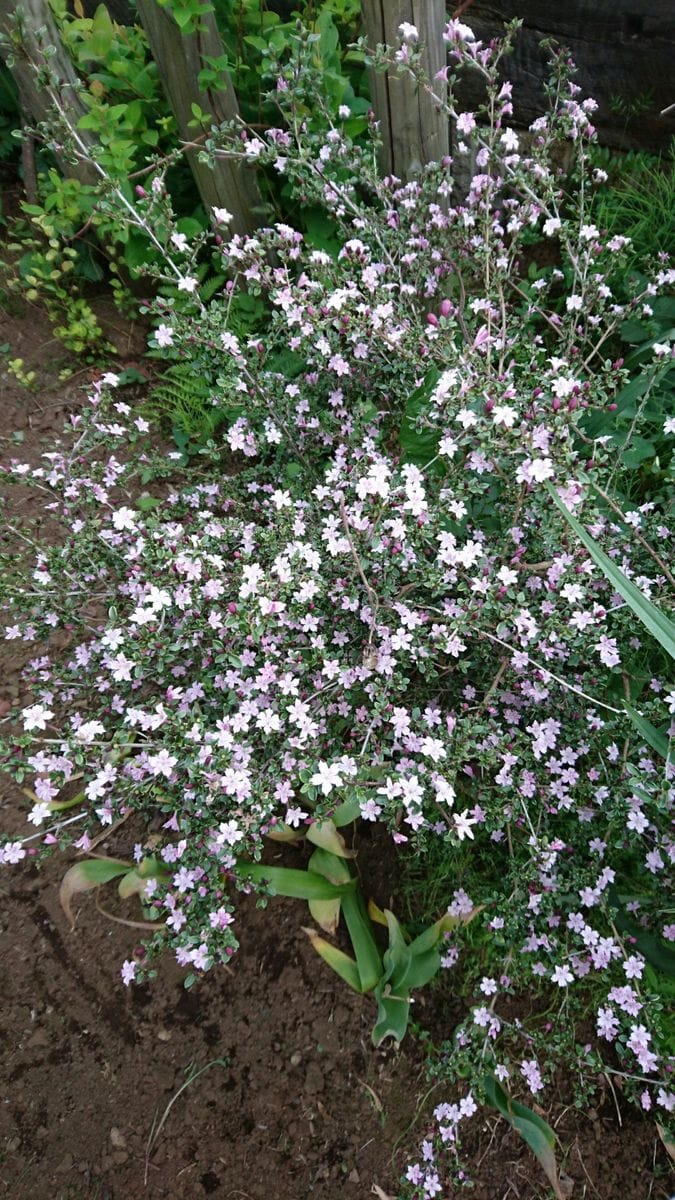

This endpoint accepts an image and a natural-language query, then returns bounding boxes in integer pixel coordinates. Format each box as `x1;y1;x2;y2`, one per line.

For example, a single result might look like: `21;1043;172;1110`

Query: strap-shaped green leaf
545;482;675;660
306;818;355;858
623;702;670;760
341;888;382;993
236;863;353;901
303;927;364;992
483;1074;563;1199
60;857;131;928
373;983;411;1045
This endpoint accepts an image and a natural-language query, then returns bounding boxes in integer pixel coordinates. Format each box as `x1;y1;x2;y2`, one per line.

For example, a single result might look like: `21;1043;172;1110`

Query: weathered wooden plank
458;0;675;151
135;0;262;235
360;0;449;179
0;0;98;185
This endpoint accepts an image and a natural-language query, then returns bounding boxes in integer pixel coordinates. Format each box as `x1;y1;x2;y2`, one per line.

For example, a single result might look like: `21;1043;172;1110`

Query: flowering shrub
1;18;674;1194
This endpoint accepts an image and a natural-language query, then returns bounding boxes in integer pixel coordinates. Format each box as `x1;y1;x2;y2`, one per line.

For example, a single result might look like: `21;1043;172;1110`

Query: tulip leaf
367;897;388;927
306;818;355;858
331;794;361;827
398;946;442;990
308;897;341;934
60;857;131;928
372;984;411;1045
118;869;147;899
308;847;352;885
303;927;364;992
266;821;304;843
341;888;382;993
483;1075;563;1199
623;702;670;760
236;863;352;901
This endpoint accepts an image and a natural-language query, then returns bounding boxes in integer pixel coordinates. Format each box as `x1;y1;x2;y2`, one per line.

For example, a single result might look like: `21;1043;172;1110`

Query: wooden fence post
360;0;448;180
0;0;99;187
135;0;262;237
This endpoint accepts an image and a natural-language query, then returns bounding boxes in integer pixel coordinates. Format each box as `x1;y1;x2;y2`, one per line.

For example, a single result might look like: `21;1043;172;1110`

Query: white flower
542;216;561;237
147;750;177;778
492;404;517;428
112;506;137;532
579;224;599;241
22;704;54;732
420;737;446;763
271;489;292;510
74;720;105;744
454;810;477;841
170;232;188;252
1;841;26;864
244;138;265;159
528;458;554;483
445;19;475;42
212;207;233;224
28;802;52;826
566;295;583;312
398;22;418;42
500;128;519;151
155;323;174;348
310;761;344;796
177;276;198;294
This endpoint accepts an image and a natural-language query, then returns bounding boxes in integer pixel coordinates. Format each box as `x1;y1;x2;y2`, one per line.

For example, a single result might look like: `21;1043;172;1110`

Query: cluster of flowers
1;17;673;1194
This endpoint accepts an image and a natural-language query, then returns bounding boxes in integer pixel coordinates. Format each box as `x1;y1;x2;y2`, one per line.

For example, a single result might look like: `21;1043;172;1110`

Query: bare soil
0;305;672;1200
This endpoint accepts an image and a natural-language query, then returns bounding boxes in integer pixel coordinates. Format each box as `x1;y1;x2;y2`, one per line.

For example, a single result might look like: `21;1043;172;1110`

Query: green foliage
147;362;225;449
589;142;675;264
239;843;477;1045
545;481;675;661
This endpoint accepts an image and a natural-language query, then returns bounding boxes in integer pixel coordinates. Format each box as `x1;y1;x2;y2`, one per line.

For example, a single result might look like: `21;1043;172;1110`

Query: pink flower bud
426;312;438;327
135;186;146;198
439;299;452;317
552;397;561;412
